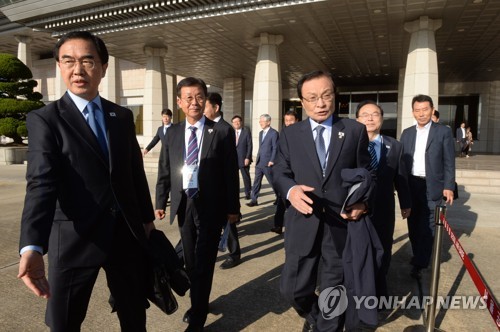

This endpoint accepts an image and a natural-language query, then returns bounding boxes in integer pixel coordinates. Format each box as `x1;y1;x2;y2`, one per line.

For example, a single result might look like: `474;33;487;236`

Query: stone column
400;16;442;133
252;33;283;150
101;55;118;103
166;73;178;122
15;35;32;68
223;78;245;123
54;62;66;100
143;46;168;147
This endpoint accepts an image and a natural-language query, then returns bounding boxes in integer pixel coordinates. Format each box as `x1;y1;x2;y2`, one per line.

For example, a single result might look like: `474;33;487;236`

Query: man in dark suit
203;92;241;270
231;115;253;200
143;108;173;156
17;31;155;331
356;100;411;297
400;94;455;279
273;71;372;332
155;78;240;332
456;121;467;157
246;114;279;207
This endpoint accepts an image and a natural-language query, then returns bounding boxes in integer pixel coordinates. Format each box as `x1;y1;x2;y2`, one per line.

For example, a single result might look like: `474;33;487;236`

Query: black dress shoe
303;320;314;332
246;201;258;207
185;325;203;332
183;308;192;324
270;226;283;235
220;257;241;269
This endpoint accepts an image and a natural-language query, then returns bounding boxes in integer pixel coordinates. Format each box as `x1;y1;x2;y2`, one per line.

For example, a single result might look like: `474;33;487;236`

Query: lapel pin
208;129;213;134
110;112;116;117
338;132;345;139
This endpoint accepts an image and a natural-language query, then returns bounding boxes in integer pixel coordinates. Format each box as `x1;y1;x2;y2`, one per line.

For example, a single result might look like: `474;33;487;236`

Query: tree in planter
0;53;44;144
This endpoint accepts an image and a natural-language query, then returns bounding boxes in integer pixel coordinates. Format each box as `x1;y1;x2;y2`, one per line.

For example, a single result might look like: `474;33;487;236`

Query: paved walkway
0;156;498;331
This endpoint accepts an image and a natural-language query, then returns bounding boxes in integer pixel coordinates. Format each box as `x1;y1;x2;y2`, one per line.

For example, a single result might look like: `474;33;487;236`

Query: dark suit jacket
273;117;371;256
19;92;154;268
145;125;168;151
256;127;278;168
155;117;240;226
372;135;411;220
400;121;456;201
235;126;252;168
456;127;466;142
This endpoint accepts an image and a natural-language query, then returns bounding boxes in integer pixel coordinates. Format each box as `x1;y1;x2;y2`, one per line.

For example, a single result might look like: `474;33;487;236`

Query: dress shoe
183;308;192;324
303;320;315;332
185;325;203;332
220;257;241;269
410;266;422;279
270;226;283;235
246;201;258;207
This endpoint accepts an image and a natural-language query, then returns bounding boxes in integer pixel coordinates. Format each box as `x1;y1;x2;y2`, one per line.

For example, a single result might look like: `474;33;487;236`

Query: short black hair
297;70;335;100
433;110;440;119
355;100;384;118
161;108;173;117
412;94;434;109
177;77;207;97
54;31;109;64
207;92;223;115
284;110;299;120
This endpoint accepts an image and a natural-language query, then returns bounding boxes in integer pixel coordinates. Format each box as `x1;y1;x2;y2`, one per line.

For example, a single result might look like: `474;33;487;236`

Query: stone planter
0;146;28;165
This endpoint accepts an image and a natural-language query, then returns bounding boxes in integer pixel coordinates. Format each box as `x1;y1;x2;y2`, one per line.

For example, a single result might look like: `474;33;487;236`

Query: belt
411;175;426;180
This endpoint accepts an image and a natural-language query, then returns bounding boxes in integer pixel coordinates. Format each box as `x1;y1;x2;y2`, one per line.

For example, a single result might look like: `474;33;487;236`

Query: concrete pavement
0;159;498;331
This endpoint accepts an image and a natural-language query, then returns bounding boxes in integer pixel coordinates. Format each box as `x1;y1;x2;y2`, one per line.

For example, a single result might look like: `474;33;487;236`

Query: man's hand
155;209;165;220
443;189;454;205
244;158;250;167
341;202;367;221
142;149;148;157
267;161;274;167
288;185;315;215
401;208;412;219
227;214;240;224
18;250;50;299
144;221;156;238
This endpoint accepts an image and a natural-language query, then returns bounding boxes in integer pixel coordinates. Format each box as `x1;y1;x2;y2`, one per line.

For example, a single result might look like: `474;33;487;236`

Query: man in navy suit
356;100;411;297
456;121;467;157
246;114;279;207
231;115;253;199
18;31;155;331
155;78;240;331
143;108;172;156
273;71;371;332
400;94;455;279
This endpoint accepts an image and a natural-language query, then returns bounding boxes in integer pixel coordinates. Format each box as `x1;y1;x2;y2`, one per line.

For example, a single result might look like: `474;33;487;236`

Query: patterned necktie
86;102;108;159
185;126;199;198
368;141;378;170
315;125;326;175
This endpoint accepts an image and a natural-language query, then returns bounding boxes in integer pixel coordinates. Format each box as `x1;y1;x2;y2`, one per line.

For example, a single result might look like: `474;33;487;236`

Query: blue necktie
86;102;108;159
368;141;378;170
185;126;199;198
315;125;326;176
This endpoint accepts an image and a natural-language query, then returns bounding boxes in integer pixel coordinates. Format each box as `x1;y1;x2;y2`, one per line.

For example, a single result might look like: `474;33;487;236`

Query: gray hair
260;114;271;122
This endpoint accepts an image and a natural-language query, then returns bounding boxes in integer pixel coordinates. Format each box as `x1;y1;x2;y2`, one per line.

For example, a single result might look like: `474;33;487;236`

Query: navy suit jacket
235;126;253;168
400;121;456;201
256;127;278;168
19;92;154;268
273;117;371;256
155;117;240;226
145;125;169;151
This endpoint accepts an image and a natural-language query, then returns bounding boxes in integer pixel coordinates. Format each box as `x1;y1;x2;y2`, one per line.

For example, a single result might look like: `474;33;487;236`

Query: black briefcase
147;229;190;315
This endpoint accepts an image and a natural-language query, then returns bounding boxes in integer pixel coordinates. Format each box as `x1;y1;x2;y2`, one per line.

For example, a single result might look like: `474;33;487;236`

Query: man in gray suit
400;94;455;279
246;114;279;207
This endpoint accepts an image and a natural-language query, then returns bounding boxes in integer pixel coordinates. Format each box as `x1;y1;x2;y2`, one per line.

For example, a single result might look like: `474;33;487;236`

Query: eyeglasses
181;96;205;104
358;113;382;119
302;93;334;104
59;58;97;70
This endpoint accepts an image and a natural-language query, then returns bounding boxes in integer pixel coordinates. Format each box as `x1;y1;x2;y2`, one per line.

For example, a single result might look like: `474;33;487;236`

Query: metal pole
426;205;447;332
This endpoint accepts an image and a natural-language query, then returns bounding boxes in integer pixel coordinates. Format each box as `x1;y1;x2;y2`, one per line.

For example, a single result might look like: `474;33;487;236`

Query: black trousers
239;166;252;197
46;215;149;332
178;196;222;328
250;165;274;203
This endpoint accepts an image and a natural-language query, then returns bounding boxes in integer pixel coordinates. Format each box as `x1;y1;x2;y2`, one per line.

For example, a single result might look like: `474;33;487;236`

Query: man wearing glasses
155;77;240;332
273;71;372;332
356;100;411;298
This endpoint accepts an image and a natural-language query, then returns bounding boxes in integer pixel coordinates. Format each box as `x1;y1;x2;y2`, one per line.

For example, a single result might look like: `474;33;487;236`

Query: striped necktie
185;126;199;198
368;141;378;170
86;101;108;159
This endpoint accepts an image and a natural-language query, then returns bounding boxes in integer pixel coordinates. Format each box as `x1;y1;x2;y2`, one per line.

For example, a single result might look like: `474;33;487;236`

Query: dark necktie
368;141;378;170
315;125;326;175
185;126;199;198
86;102;108;159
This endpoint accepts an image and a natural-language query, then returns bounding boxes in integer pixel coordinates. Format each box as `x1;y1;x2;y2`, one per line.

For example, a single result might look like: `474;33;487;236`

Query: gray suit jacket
256;127;278;168
235;127;252;168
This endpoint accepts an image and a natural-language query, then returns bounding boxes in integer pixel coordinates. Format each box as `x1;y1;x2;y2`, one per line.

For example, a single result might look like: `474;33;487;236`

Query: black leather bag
147;229;190;315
